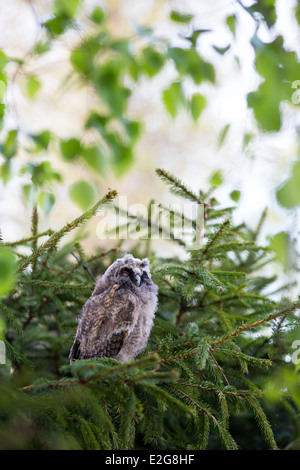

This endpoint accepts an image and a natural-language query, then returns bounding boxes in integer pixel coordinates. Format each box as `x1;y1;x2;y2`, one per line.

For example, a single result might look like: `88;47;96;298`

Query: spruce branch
16;190;118;273
209;350;230;386
0;302;23;336
155;168;206;205
243;396;278;450
19;280;94;291
22;354;160;391
2;229;53;247
213;303;300;347
169;385;238;450
30;206;39;278
198;219;230;262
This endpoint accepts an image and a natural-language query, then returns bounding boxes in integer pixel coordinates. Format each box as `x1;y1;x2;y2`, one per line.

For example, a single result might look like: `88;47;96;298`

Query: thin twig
71;251;96;282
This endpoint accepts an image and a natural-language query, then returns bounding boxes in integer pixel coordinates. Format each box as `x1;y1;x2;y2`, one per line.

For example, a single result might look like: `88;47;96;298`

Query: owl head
105;254;152;287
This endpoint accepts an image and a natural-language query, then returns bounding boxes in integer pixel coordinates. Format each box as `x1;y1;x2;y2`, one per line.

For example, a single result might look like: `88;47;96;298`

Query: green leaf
245;0;276;28
296;3;300;26
269;231;291;270
213;45;231;55
123;119;141;144
248;36;300;132
0;247;15;298
38;191;56;215
81;145;104;174
163;81;185;118
94;61;131;116
190;93;206;121
111;143;134;177
70;38;102;75
0;50;8;72
230;190;241;202
168;47;215;84
218;124;230;147
0;79;6;100
22;184;34;202
0;129;18;159
141;46;166;77
60;138;81;161
170;10;193;23
226;15;236;35
53;0;81;18
186;29;211;48
24;75;41;100
43;16;71;36
21;161;62;186
0;160;12;184
276;160;300;209
242;132;252;150
0;103;5;129
69;181;95;210
247;83;282;132
31;131;51;150
209;170;223;188
33;40;51;55
90;6;106;24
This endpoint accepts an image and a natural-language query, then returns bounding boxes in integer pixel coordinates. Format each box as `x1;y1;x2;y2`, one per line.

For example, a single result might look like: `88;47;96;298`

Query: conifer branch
155;168;206;205
198;219;230;262
19;280;94;290
16;190;117;273
22;354;160;391
2;167;297;450
213;303;300;347
2;229;53;247
30;206;39;278
0;302;23;336
209;350;230;386
169;385;238;449
243;396;278;450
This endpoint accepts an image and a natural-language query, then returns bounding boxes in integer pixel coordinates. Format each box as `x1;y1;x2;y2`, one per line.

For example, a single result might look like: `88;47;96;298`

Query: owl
69;254;158;363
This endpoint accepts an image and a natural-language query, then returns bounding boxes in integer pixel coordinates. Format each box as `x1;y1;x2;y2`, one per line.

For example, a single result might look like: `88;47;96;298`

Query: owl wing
69;284;137;362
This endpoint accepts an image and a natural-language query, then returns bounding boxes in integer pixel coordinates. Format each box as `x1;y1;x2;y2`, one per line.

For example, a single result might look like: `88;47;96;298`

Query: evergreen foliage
0;172;299;450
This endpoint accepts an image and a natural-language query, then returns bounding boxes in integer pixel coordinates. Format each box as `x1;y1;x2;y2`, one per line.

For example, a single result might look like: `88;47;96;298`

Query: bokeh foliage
0;0;300;212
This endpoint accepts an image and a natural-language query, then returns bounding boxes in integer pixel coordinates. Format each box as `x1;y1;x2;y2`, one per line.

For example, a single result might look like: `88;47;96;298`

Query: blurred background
0;0;299;279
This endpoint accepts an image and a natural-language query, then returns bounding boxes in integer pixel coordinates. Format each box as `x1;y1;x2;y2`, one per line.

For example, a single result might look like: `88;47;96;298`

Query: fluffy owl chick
69;254;158;363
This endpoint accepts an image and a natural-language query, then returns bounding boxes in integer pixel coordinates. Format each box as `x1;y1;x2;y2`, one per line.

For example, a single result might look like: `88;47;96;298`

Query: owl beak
135;274;142;287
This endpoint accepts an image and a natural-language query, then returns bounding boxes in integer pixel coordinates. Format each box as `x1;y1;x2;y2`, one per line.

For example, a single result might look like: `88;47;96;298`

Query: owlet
69;254;158;363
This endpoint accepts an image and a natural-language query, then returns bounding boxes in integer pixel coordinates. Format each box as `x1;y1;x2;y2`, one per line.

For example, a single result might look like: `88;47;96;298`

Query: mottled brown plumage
69;254;158;363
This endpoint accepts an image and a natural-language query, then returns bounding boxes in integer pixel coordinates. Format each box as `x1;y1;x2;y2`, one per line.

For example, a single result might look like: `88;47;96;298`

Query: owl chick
69;254;158;363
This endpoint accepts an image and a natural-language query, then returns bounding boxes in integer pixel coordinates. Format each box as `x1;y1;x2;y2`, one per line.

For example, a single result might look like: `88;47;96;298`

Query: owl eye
121;267;136;282
140;271;149;284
